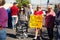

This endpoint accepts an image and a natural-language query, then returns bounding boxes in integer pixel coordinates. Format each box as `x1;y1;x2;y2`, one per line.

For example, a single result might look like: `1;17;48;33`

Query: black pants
25;21;28;33
20;21;28;33
8;17;12;28
47;28;53;39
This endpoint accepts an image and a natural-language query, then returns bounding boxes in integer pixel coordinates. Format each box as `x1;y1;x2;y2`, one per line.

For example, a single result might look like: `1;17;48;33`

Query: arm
15;16;18;24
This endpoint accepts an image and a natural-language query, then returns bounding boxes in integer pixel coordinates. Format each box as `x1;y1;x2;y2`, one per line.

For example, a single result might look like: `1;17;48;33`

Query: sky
31;0;60;5
30;0;60;8
6;0;60;4
6;0;16;4
31;0;47;5
5;0;60;9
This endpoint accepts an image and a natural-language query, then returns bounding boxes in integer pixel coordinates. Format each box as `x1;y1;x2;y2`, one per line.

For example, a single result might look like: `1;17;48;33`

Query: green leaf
16;0;30;7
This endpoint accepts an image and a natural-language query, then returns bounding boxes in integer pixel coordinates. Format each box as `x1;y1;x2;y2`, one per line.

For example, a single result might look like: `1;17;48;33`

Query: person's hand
15;17;18;25
0;25;3;30
14;22;17;25
15;20;18;25
26;16;28;21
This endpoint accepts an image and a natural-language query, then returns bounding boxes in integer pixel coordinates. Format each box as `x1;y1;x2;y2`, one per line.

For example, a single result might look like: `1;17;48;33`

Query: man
10;2;19;30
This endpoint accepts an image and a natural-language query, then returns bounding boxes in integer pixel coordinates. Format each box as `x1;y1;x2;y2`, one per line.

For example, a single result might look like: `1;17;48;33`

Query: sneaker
23;33;28;38
40;37;42;40
33;37;37;40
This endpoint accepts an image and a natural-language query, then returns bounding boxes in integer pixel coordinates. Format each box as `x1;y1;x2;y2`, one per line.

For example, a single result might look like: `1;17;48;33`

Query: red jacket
34;10;43;15
10;5;19;16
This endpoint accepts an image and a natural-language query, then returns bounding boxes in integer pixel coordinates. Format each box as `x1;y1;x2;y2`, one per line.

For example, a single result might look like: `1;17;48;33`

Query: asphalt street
6;26;57;40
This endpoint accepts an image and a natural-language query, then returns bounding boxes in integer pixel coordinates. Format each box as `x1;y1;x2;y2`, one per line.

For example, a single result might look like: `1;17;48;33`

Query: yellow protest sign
29;15;43;29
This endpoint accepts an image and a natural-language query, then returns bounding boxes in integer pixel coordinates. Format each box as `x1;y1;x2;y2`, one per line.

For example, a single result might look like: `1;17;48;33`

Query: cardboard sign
29;15;43;29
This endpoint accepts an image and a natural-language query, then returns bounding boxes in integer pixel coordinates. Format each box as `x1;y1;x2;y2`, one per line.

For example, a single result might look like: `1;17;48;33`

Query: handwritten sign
29;15;43;29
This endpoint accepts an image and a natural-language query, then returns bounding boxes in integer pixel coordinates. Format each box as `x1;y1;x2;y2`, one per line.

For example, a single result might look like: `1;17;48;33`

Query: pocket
0;29;6;38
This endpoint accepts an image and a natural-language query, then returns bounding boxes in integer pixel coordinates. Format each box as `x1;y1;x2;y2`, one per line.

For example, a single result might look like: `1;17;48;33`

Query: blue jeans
57;25;60;40
0;29;6;40
12;17;16;29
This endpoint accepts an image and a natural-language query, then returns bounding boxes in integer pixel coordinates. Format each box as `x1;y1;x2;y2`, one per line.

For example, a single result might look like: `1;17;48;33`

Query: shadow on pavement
28;35;49;40
28;35;35;38
7;33;16;39
7;27;12;29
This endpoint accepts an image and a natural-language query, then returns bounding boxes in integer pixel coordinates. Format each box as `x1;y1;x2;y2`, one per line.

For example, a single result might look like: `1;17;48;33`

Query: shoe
13;28;16;30
33;37;37;40
40;37;42;40
23;33;28;38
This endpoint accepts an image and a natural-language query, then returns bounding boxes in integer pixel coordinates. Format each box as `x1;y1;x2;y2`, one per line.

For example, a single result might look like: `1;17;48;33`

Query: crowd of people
0;0;60;40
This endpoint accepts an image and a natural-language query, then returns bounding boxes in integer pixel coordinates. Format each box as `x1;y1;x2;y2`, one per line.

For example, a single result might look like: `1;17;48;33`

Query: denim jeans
12;17;17;29
0;29;6;40
57;25;60;40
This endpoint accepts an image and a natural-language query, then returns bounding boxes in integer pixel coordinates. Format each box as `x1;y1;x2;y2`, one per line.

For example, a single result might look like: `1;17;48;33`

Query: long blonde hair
47;5;56;16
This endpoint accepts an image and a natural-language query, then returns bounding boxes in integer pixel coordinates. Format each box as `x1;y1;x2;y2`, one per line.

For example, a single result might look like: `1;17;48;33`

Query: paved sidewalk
6;27;57;40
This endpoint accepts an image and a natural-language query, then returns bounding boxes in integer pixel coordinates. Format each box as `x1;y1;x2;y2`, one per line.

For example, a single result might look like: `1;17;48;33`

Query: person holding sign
33;5;43;40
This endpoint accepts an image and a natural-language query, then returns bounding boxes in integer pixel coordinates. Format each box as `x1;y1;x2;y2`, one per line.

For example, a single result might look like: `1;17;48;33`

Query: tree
16;0;30;7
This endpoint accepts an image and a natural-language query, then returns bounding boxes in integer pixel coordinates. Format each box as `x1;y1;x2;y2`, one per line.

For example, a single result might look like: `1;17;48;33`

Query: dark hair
37;5;41;11
55;4;58;8
13;2;17;5
0;0;5;6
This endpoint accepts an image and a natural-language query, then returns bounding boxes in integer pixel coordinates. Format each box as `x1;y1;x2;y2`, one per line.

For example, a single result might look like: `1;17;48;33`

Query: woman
19;6;28;38
45;5;56;40
34;5;43;40
28;4;34;15
0;0;8;40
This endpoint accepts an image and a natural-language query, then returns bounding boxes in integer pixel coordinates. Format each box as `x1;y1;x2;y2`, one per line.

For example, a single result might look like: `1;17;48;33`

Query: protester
45;5;56;40
10;2;19;30
23;5;30;33
54;4;59;15
0;0;8;40
55;3;60;40
28;4;34;15
33;5;43;40
28;4;34;22
7;7;12;28
18;6;28;38
25;4;34;32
